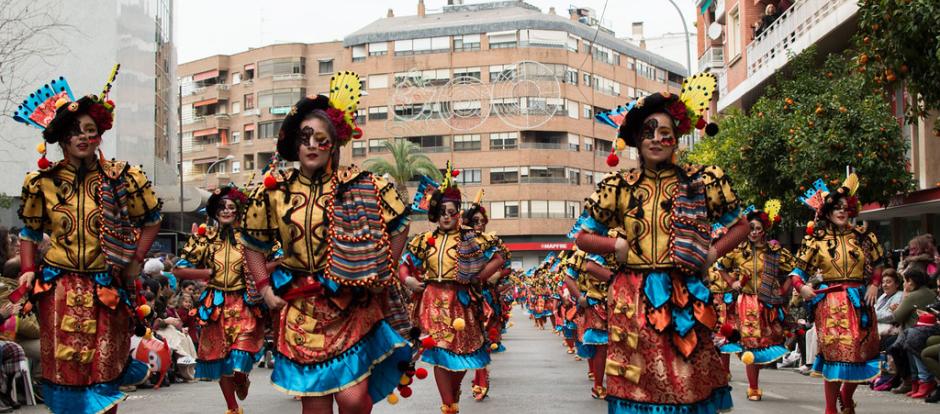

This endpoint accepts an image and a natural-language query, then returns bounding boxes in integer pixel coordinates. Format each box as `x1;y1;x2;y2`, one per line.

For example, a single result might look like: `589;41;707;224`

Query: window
258;120;282;139
368;42;388;56
369;106;388;120
584;171;594;185
566;34;579;52
405;135;445;149
454;34;481;51
258;57;305;78
259;88;305;110
395;103;429;120
231;101;241;114
567;133;580;151
451;101;481;118
352;141;366;157
520;29;568;49
566;201;580;218
453;67;481;80
584;137;594;152
583;72;592;86
356;109;367;124
566;168;580;184
454;168;481;185
244;64;255;80
489;132;518;150
591;44;615;65
243;154;255;171
244;93;255;110
318;59;333;74
490;167;519;184
595;139;612;154
231;131;241;144
489;64;516;82
583;104;592;119
369;139;388;153
352;45;366;62
243;125;254;141
728;7;742;60
487;31;517;49
231;161;241;173
232;72;241;84
490;201;519;219
368;74;388;89
566;100;579;118
564;68;578;84
521;166;566;183
636;60;656;80
453;134;481;151
430;36;450;52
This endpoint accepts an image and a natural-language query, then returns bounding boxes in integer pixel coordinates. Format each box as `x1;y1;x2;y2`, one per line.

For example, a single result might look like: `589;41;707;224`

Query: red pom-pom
719;323;734;338
421;336;437;349
805;226;814;236
37;156;51;170
696;117;707;129
797;328;806;336
263;174;277;190
606;152;619;167
351;127;363;139
197;224;207;236
451;169;460;177
399;386;413;398
415;367;429;379
427;236;436;247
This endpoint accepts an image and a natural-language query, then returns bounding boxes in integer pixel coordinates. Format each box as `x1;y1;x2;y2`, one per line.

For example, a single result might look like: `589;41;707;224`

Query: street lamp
666;0;693;75
204;155;234;189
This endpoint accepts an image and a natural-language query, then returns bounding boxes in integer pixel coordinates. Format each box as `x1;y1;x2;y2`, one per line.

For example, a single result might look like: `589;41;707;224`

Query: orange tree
685;47;913;227
856;0;940;133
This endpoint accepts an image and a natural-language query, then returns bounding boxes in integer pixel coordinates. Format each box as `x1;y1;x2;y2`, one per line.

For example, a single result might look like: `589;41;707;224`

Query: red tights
300;379;372;414
434;367;467;405
473;368;489;388
592;345;607;389
745;364;760;389
220;376;239;410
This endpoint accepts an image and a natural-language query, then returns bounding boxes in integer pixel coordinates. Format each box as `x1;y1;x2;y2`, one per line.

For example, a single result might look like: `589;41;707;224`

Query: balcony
182;113;230;130
698;47;724;72
272;73;306;82
719;0;857;110
183;83;230;104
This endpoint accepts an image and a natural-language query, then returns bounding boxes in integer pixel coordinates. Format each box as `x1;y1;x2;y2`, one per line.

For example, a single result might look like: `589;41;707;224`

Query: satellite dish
708;23;723;40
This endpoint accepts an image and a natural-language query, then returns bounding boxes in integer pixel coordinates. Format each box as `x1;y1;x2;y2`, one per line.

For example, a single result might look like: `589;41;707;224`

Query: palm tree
362;139;442;201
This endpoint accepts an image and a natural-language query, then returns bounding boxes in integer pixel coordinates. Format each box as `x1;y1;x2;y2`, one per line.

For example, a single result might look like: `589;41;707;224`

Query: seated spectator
900;234;939;279
890;269;937;394
0;302;25;410
878;269;904;342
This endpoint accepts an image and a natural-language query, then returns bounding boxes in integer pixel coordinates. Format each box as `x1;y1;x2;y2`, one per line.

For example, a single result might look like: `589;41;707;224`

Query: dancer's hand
799;285;816;301
404;276;425;293
18;272;34;290
614;238;628;263
731;281;742;291
865;284;878;307
262;286;286;311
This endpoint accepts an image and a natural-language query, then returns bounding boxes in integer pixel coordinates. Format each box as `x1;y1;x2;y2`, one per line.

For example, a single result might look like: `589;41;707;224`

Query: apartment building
179;1;686;267
696;0;940;249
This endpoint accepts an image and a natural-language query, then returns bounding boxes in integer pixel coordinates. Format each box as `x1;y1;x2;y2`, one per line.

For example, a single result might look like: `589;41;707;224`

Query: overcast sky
176;0;698;63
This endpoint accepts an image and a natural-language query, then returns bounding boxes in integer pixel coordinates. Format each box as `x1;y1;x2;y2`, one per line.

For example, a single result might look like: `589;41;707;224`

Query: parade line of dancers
9;64;884;414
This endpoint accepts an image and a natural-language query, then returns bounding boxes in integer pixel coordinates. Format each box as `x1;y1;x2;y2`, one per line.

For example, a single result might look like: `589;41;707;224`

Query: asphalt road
19;308;940;413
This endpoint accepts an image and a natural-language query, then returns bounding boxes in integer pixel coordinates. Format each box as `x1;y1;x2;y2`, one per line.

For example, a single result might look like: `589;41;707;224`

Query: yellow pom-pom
400;375;410;385
490;343;499;351
741;351;755;365
36;142;46;154
387;393;399;405
509;322;514;328
54;98;69;109
616;138;627;151
144;328;153;339
138;304;152;317
452;318;466;331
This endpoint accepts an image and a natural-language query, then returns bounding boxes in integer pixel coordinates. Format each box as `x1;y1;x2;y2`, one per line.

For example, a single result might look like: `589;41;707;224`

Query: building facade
696;0;940;250
178;1;686;268
0;0;182;228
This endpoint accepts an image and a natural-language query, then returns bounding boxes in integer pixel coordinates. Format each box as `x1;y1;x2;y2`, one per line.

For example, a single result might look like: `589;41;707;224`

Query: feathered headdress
12;64;120;169
599;72;720;167
440;160;461;204
799;173;861;234
745;199;782;230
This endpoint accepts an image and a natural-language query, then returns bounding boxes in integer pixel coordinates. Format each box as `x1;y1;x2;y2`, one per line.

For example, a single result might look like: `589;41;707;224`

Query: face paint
299;126;333;151
641;117;677;147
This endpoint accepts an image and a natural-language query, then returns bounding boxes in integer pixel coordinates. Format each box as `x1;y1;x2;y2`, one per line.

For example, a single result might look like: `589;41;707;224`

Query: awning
859;187;940;221
193;157;216;164
193;128;218;137
243;63;255;71
193;98;218;108
244;123;255;132
193;69;220;82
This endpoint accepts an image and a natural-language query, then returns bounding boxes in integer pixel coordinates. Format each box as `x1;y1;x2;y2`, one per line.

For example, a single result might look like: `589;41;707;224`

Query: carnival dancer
715;201;795;401
461;190;512;402
563;246;613;399
174;185;280;413
13;66;162;414
574;73;748;413
789;174;883;414
240;72;414;414
399;162;507;414
707;261;738;378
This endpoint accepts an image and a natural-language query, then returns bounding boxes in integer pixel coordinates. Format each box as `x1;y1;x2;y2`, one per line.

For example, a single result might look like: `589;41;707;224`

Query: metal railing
698;47;724;73
746;0;855;76
519;142;565;150
273;73;305;81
